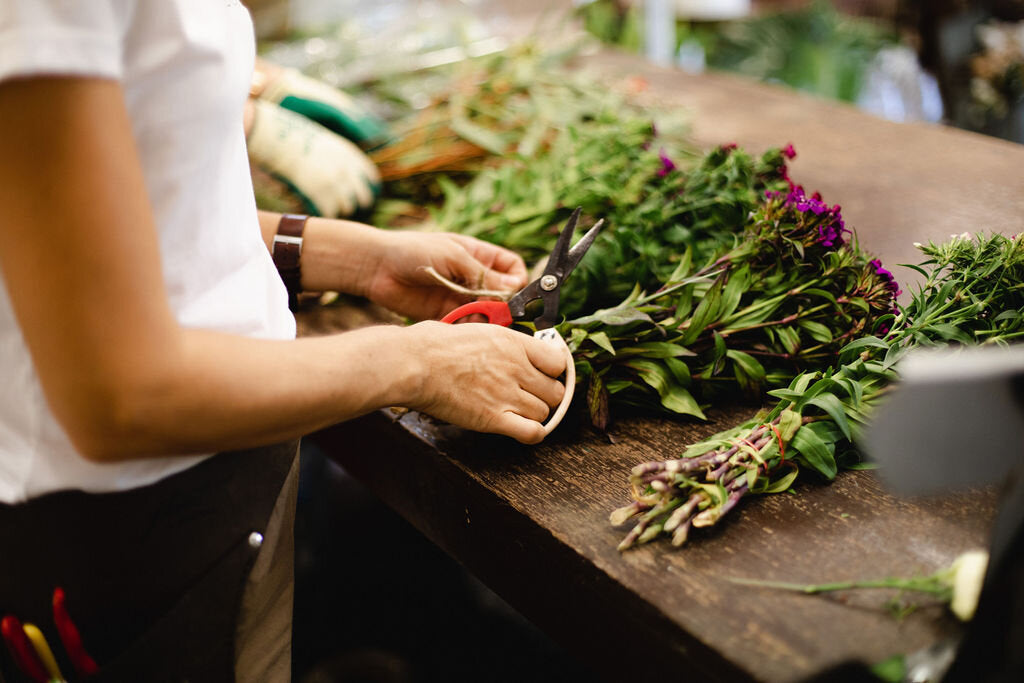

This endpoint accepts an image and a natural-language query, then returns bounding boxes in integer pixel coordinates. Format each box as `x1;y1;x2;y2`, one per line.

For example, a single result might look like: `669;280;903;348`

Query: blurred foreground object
864;345;1024;683
864;345;1024;496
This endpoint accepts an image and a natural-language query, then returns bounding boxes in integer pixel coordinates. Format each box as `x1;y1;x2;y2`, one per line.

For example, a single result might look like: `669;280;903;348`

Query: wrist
299;217;387;297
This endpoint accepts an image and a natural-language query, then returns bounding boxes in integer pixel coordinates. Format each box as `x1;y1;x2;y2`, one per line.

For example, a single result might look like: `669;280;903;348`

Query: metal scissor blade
544;207;582;278
561;218;605;280
508;209;605;329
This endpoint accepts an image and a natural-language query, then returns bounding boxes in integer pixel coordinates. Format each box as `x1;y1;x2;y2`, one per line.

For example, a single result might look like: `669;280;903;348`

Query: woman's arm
257;209;530;321
0;76;565;461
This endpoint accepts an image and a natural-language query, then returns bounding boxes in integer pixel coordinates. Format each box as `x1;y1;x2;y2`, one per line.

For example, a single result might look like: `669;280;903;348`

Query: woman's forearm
74;323;423;461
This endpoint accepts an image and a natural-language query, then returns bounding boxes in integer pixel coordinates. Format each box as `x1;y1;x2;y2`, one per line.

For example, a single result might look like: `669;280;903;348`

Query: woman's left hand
366;231;528;321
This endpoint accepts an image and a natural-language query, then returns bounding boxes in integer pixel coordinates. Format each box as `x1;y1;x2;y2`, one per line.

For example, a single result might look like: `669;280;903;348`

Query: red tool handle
440;300;514;326
53;587;100;677
1;615;48;683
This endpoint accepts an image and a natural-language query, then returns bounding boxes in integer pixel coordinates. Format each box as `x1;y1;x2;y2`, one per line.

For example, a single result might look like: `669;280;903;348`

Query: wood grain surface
302;48;1019;682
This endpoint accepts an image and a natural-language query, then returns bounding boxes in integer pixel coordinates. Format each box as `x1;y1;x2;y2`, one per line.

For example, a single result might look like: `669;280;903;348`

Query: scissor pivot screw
540;275;558;291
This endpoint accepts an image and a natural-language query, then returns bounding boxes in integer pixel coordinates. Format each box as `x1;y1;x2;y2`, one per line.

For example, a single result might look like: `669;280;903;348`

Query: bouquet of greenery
560;177;899;427
611;233;1024;550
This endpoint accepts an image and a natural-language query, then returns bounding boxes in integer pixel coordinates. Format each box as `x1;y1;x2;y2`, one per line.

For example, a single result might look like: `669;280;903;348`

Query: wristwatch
273;214;307;310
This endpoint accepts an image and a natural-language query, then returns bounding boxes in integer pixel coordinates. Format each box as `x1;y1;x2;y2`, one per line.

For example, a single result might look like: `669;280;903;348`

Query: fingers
522;335;568;378
525;373;565;408
491;412;547;445
448;234;528;290
515;389;552;423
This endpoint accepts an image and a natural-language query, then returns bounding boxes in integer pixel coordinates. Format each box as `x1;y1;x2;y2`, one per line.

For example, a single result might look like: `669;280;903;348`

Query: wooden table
302;49;1020;682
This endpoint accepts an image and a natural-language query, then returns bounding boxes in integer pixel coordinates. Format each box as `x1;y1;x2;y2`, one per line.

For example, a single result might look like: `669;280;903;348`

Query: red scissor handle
440;301;514;326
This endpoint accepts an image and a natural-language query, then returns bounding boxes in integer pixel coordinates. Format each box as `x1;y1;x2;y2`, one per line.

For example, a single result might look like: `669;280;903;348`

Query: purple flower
869;258;902;297
782;143;797;160
721;142;738;153
658;148;677;177
778;187;852;249
784;187;828;215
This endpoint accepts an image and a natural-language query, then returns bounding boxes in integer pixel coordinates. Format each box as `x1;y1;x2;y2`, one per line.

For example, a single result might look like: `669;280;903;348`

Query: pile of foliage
611;233;1023;550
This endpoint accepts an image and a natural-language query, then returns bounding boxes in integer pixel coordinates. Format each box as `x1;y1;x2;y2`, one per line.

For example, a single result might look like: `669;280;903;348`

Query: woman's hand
365;231;528;321
403;321;566;444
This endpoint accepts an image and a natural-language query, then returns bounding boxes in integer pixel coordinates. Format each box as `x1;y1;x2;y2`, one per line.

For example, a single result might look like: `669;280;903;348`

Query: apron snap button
248;531;264;549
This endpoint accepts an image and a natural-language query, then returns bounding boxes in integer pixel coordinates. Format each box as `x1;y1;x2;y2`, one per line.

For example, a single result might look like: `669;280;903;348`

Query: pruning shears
440;207;605;437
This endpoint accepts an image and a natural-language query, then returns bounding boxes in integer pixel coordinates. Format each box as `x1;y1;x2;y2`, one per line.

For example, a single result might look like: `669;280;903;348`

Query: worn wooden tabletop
301;49;1020;682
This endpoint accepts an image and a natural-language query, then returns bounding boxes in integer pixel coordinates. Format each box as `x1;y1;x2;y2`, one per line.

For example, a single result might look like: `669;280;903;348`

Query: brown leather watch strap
273;214;308;310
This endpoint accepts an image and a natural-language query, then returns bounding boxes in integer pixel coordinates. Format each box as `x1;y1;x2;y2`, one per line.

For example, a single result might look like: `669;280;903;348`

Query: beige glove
246;99;381;217
255;64;388;147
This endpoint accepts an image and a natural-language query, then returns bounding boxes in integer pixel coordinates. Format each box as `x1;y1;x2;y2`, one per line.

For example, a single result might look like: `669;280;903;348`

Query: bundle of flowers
611;233;1023;550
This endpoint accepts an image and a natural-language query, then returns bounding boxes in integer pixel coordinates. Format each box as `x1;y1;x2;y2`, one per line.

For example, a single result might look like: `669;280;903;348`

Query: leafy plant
611;233;1024;550
561;180;898;427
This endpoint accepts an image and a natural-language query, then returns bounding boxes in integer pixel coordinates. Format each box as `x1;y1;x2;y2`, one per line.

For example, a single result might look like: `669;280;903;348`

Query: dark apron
0;440;298;683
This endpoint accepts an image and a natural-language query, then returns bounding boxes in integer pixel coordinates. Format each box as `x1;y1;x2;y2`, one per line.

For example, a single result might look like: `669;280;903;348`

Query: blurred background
239;2;1024;682
249;0;1024;142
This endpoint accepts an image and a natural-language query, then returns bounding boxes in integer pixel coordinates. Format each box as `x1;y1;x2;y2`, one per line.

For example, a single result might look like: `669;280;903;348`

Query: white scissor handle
534;328;576;437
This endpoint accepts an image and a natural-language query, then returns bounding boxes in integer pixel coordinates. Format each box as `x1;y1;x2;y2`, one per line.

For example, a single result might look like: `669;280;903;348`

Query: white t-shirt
0;0;296;503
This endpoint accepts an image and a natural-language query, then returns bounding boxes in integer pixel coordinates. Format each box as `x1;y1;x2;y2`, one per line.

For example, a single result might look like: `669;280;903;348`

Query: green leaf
768;388;803;403
845;297;870;314
663;357;692;387
727;349;766;396
674;286;694;321
881;343;908;371
994;310;1021;323
727;349;766;383
568;327;588;350
759;465;800;494
625;359;706;419
589;331;616;355
799;320;833;344
791;427;837;480
570;304;654;327
804;417;847;445
616;342;696;358
665;247;693;283
929;323;974;344
777;408;803;441
605;379;632;394
803;288;838;307
804;394;853;441
836;377;863;406
681;277;723;345
838;336;888;360
897;263;929;279
451;116;509;156
712;330;728;369
776;326;801;355
792;372;819;394
719;265;749;321
660;385;706;419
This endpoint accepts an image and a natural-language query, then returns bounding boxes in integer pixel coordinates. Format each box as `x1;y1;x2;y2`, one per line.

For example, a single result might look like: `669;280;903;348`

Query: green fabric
278;95;388;147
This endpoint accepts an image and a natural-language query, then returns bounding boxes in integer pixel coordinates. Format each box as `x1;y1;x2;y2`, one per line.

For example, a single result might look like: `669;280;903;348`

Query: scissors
440;207;605;436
